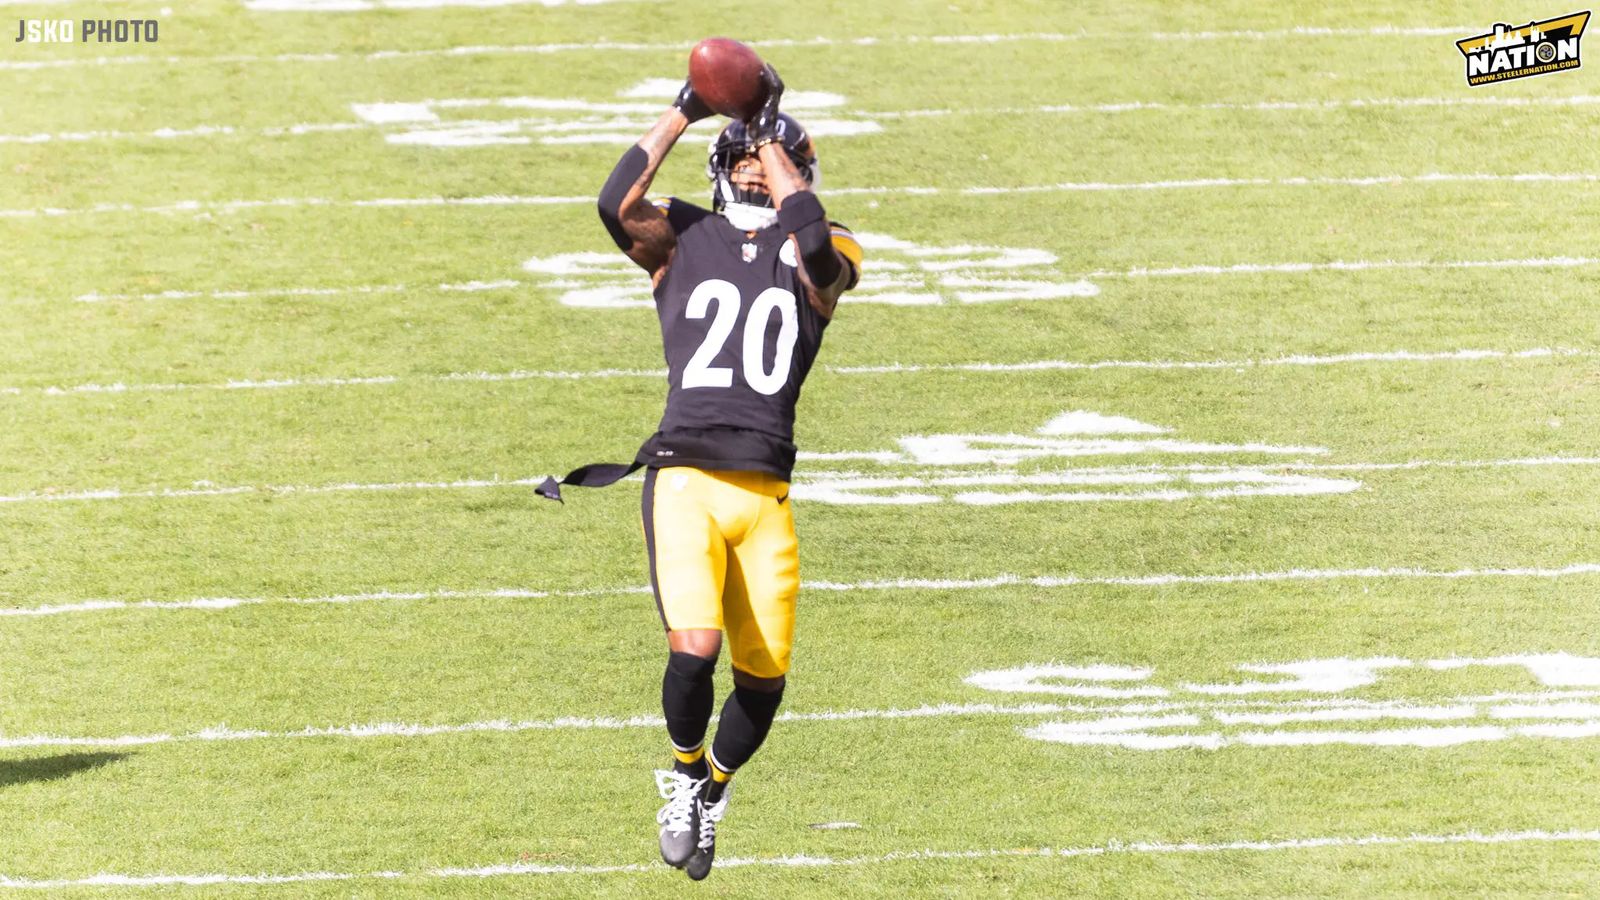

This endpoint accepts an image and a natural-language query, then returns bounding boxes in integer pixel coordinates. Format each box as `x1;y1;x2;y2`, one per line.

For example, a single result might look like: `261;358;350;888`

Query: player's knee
667;649;719;683
731;681;785;719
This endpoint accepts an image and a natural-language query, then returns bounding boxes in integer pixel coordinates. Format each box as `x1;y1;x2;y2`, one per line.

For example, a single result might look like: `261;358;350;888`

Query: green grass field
4;0;1600;895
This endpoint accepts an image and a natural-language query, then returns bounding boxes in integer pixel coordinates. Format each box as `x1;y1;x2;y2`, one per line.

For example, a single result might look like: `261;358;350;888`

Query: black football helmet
706;113;821;219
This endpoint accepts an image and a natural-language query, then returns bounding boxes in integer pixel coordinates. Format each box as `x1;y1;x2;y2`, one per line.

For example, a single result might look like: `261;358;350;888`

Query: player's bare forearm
631;109;690;203
598;109;691;275
760;142;848;316
756;141;808;209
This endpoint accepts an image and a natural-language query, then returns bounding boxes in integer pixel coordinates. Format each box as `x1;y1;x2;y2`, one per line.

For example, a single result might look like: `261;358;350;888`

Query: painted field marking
1026;717;1600;749
0;348;1587;400
0;476;553;504
2;454;1598;507
0;366;669;396
805;456;1600;484
0;122;373;145
354;82;879;148
7;172;1599;220
524;231;1096;308
786;409;1600;506
873;94;1600;118
5;689;1600;751
0;585;649;618
1085;255;1600;279
0;828;1593;888
5;561;1599;620
10;93;1595;145
793;454;1600;514
790;409;1362;506
827;346;1587;375
62;255;1600;305
0;194;598;220
75;280;519;303
71;256;1600;305
978;654;1600;750
6;94;1593;145
829;172;1600;197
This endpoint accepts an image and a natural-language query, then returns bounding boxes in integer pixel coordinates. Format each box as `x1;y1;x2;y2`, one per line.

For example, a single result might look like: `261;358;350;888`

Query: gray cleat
655;770;704;868
685;784;731;881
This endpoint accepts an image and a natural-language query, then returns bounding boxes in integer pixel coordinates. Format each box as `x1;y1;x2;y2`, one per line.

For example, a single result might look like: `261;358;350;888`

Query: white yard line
828;172;1600;197
0;27;1481;71
12;172;1600;220
65;257;1600;304
0;476;553;504
1087;256;1600;279
0;828;1591;888
1;454;1597;507
5;173;1597;219
0;585;651;618
0;367;667;396
803;562;1600;593
4;690;1598;750
829;347;1590;375
0;115;683;146
5;561;1599;619
1;346;1582;399
75;280;519;303
0;193;593;220
873;95;1600;117
7;95;1594;146
806;456;1600;481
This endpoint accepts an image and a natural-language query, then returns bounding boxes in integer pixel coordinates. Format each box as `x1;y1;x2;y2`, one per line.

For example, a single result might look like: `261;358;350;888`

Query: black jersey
635;200;832;480
535;198;862;504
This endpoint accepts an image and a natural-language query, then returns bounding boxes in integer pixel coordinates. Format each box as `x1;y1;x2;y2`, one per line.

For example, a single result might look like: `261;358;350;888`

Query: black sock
706;683;785;801
662;651;716;779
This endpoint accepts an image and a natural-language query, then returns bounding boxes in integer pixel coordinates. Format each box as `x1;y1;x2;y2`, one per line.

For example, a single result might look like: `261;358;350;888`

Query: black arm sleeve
776;190;842;289
597;144;649;252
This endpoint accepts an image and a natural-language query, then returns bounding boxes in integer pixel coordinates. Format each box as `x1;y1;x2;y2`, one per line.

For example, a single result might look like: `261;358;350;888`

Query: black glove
673;79;713;123
748;64;785;147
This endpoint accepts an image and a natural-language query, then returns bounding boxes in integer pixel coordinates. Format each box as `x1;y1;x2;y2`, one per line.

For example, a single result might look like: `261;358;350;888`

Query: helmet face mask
706;114;821;229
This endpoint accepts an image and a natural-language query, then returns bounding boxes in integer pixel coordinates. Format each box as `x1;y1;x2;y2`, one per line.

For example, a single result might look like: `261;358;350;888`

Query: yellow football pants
641;466;799;678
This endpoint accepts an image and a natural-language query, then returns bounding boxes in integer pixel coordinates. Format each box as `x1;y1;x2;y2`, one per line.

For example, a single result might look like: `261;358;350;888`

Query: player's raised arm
597;82;713;277
751;65;853;318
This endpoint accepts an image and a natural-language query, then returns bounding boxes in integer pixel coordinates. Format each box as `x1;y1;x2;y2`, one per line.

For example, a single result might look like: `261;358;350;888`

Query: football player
538;64;861;880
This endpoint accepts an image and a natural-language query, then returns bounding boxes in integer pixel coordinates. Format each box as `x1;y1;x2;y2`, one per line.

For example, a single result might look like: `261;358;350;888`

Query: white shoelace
697;788;731;850
654;770;704;835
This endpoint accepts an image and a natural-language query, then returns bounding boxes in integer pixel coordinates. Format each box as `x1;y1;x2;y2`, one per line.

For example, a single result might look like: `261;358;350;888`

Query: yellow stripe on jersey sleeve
830;228;864;272
830;226;863;291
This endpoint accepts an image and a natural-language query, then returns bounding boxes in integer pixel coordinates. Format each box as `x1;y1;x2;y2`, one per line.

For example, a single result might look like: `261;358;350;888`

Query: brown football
688;37;767;120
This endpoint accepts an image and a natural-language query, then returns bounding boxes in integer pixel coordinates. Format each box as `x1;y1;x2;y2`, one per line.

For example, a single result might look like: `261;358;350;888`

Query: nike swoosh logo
776;493;789;505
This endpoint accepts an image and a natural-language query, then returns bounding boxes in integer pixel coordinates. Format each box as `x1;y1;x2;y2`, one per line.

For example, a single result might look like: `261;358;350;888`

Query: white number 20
682;279;799;396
